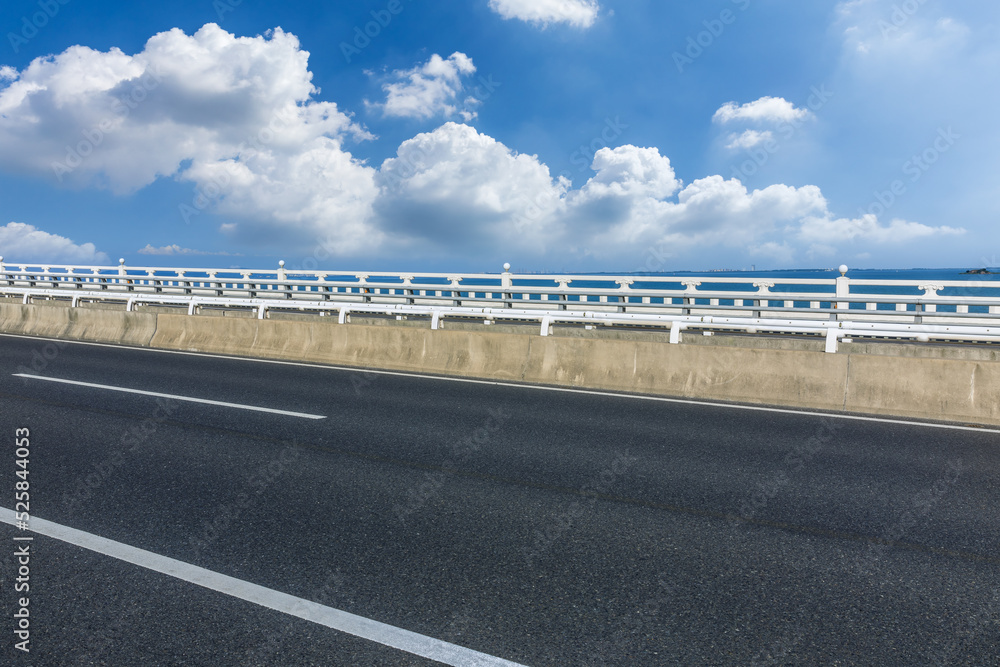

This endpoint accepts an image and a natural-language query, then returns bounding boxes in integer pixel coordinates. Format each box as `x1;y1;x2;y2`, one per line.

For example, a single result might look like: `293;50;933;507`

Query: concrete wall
3;301;999;426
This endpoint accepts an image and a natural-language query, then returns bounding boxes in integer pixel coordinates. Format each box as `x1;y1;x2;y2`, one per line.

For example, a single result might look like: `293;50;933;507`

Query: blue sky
0;0;996;272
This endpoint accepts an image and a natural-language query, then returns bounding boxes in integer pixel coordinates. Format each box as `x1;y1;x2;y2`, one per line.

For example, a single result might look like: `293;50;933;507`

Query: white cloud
725;129;774;150
374;122;569;252
0;222;109;264
137;244;241;256
798;214;964;248
713;97;812;125
371;52;478;121
0;23;380;254
488;0;600;28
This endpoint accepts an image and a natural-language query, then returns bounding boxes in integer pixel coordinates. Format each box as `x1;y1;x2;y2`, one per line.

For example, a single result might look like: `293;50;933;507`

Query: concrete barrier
3;301;1000;425
0;302;156;347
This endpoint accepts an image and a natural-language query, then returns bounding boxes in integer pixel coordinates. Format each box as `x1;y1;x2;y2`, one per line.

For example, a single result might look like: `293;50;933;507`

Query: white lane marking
12;373;325;420
0;508;528;667
3;333;999;434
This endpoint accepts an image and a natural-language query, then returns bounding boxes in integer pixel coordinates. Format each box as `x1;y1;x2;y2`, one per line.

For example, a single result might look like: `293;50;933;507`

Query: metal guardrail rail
3;258;1000;353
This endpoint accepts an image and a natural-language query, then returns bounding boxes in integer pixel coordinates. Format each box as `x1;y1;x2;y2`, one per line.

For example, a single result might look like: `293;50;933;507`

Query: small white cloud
798;213;964;248
713;97;812;124
0;222;109;264
137;244;241;256
725;129;774;150
0;66;17;82
372;52;478;121
488;0;600;28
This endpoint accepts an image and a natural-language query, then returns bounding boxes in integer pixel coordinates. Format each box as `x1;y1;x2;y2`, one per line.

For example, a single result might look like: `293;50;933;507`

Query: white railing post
918;283;944;314
753;280;775;317
448;275;463;306
401;274;415;304
615;279;634;312
834;264;849;319
278;260;290;299
118;257;132;291
681;280;701;314
556;278;572;310
356;274;370;302
501;262;512;306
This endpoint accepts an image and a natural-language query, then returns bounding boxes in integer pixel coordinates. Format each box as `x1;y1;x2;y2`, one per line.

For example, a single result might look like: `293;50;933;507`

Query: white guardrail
4;258;1000;353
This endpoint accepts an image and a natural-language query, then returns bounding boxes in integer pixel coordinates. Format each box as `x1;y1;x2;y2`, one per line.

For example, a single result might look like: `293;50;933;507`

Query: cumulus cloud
371;52;478;121
374;122;569;251
724;129;774;150
488;0;600;28
0;23;380;253
559;148;960;264
713;97;812;125
0;222;109;264
137;244;241;256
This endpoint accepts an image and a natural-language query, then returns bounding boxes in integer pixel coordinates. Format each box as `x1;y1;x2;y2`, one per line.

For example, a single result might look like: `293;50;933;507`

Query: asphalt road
0;332;998;666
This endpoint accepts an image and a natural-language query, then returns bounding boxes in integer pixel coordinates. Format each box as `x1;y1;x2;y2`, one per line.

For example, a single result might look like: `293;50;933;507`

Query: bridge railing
3;258;1000;352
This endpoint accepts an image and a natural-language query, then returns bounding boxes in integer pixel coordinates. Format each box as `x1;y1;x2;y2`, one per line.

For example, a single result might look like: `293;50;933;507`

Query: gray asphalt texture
0;332;998;666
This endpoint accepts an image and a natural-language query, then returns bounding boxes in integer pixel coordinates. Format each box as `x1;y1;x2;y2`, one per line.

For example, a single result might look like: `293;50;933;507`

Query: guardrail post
242;272;256;298
501;262;512;308
42;265;57;291
752;281;774;318
278;260;291;299
356;273;371;302
448;276;463;306
615;279;634;313
834;264;849;320
681;280;701;315
401;275;415;304
118;258;135;292
556;278;572;310
918;283;943;314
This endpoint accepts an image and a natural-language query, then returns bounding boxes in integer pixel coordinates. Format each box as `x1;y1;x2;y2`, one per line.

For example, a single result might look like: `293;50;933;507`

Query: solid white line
0;508;527;667
12;373;326;420
2;332;998;434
